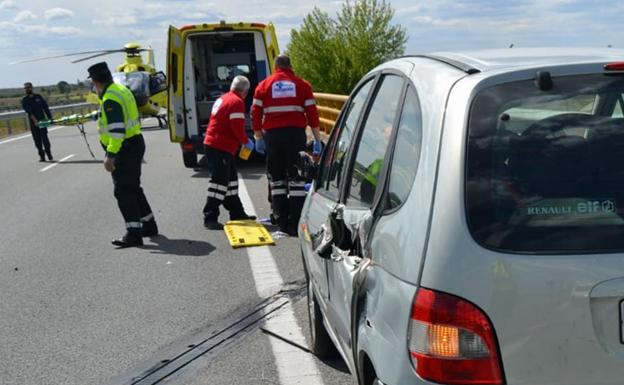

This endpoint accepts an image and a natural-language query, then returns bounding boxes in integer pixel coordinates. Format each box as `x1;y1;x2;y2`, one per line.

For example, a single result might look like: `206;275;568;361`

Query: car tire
307;278;337;358
183;151;197;168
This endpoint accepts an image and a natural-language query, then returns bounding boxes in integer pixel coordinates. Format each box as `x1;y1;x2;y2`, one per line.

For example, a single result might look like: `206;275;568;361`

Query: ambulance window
319;78;374;200
171;53;178;93
347;74;404;208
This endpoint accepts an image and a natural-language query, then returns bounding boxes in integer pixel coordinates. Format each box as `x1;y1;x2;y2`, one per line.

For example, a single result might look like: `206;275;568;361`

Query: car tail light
181;142;194;151
408;288;504;385
604;62;624;71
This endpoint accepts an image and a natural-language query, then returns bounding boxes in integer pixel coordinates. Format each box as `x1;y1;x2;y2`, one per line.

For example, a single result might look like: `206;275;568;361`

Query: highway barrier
0;102;95;138
314;93;347;135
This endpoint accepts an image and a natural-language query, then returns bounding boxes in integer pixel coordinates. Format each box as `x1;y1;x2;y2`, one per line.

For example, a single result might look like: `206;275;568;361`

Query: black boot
142;220;158;237
112;233;144;248
204;217;223;230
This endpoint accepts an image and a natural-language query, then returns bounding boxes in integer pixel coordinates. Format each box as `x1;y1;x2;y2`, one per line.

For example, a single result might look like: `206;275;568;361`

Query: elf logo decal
272;81;296;98
527;200;616;216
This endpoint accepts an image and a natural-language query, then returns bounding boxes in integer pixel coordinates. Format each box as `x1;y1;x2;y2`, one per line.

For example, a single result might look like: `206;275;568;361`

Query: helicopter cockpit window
216;65;250;81
113;72;150;106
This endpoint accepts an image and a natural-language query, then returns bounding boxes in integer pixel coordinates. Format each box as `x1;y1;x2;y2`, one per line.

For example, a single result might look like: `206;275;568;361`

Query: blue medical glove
244;140;254;151
255;138;266;154
313;140;322;156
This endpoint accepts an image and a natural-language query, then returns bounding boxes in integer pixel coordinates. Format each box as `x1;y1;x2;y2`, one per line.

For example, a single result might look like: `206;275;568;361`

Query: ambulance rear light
408;288;504;385
180;25;196;32
251;23;266;28
604;62;624;71
181;142;195;151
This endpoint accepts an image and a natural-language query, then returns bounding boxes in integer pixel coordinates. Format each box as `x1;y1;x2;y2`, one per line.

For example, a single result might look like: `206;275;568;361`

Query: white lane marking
238;178;325;385
40;154;75;172
0;126;66;145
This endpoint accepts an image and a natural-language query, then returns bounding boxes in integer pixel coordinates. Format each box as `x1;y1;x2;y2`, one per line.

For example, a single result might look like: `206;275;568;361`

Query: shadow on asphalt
142;235;216;257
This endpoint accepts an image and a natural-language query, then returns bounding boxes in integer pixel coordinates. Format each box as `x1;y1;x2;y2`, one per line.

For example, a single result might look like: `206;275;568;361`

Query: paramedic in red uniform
202;75;257;230
251;55;322;235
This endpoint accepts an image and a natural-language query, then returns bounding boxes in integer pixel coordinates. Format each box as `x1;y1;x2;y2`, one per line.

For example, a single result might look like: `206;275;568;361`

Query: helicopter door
167;25;186;142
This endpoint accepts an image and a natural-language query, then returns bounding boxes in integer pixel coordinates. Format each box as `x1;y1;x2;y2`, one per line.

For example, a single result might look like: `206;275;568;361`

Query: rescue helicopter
16;43;169;128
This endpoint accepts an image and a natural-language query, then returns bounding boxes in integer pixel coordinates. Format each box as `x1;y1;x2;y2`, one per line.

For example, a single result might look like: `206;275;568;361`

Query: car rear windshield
466;73;624;253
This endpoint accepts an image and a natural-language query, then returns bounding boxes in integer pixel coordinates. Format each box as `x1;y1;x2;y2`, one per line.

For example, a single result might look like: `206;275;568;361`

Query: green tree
288;0;407;94
57;80;70;94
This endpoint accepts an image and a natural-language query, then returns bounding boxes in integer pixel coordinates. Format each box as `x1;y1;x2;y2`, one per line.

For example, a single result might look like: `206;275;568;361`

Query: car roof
405;47;624;74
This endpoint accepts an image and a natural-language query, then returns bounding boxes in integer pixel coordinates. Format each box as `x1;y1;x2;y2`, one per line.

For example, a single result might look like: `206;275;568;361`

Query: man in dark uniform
21;82;53;162
88;62;158;248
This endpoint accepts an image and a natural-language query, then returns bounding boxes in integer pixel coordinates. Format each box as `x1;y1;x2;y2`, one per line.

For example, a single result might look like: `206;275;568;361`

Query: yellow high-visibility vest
98;83;141;155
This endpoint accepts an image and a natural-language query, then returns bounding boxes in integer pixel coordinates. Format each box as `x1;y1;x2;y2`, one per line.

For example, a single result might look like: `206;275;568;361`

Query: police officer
21;82;53;162
203;75;257;230
87;62;158;248
251;55;322;235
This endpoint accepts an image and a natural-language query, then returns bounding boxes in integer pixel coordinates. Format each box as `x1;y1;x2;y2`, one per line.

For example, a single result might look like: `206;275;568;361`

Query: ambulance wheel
183;151;197;168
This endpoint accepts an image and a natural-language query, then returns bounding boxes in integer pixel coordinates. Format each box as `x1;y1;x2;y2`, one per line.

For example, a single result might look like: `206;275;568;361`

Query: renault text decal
527;200;616;216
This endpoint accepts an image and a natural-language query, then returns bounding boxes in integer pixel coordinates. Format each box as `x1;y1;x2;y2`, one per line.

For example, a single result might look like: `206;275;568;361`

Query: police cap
87;62;112;81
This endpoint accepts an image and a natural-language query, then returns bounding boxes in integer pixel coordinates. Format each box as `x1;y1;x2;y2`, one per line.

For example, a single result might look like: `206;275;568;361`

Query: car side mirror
149;71;167;95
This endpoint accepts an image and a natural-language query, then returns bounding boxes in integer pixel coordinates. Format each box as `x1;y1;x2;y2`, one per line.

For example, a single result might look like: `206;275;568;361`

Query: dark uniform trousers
111;134;154;236
203;146;247;221
31;125;52;160
264;127;307;230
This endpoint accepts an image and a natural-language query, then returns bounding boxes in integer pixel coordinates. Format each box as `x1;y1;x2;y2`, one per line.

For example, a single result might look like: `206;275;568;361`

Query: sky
0;0;622;88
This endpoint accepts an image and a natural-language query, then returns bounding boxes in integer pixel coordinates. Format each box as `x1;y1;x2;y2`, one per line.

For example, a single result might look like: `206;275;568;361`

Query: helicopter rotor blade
11;49;125;65
71;51;127;63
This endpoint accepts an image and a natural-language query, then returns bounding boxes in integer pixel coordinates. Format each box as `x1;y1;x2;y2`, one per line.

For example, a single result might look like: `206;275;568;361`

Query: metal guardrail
0;94;346;139
0;102;95;137
314;92;348;135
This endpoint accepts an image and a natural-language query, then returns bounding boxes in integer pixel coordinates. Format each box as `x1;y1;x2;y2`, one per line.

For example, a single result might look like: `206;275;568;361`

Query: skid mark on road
40;154;75;172
238;177;325;385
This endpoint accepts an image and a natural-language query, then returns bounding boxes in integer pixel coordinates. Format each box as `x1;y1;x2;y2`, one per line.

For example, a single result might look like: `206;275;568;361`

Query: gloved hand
255;138;266;154
244;140;254;152
312;140;322;156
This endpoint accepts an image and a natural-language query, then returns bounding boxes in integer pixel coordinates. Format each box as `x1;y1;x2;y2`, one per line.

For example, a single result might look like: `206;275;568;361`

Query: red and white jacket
251;68;320;133
203;91;249;155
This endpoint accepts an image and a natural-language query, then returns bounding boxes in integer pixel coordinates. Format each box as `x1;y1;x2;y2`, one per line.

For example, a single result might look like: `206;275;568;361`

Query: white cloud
44;8;75;20
0;0;17;10
14;10;37;22
48;26;81;35
93;15;137;27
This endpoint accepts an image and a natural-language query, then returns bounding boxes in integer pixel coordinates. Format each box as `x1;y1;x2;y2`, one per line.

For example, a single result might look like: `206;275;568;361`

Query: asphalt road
0;120;354;385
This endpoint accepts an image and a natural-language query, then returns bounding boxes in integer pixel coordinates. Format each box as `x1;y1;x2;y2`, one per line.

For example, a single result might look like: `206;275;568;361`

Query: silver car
298;48;624;385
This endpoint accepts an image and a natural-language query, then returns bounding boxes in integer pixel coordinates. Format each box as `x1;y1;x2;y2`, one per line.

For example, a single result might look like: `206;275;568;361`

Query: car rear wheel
182;150;197;168
307;278;337;358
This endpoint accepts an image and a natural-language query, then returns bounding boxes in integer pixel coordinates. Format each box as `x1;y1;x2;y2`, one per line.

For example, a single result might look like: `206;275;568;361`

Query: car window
318;78;375;199
386;87;422;210
466;74;624;253
614;94;624;117
346;74;405;208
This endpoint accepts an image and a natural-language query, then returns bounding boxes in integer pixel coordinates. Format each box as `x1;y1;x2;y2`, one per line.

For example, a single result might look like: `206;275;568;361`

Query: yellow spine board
224;220;275;248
